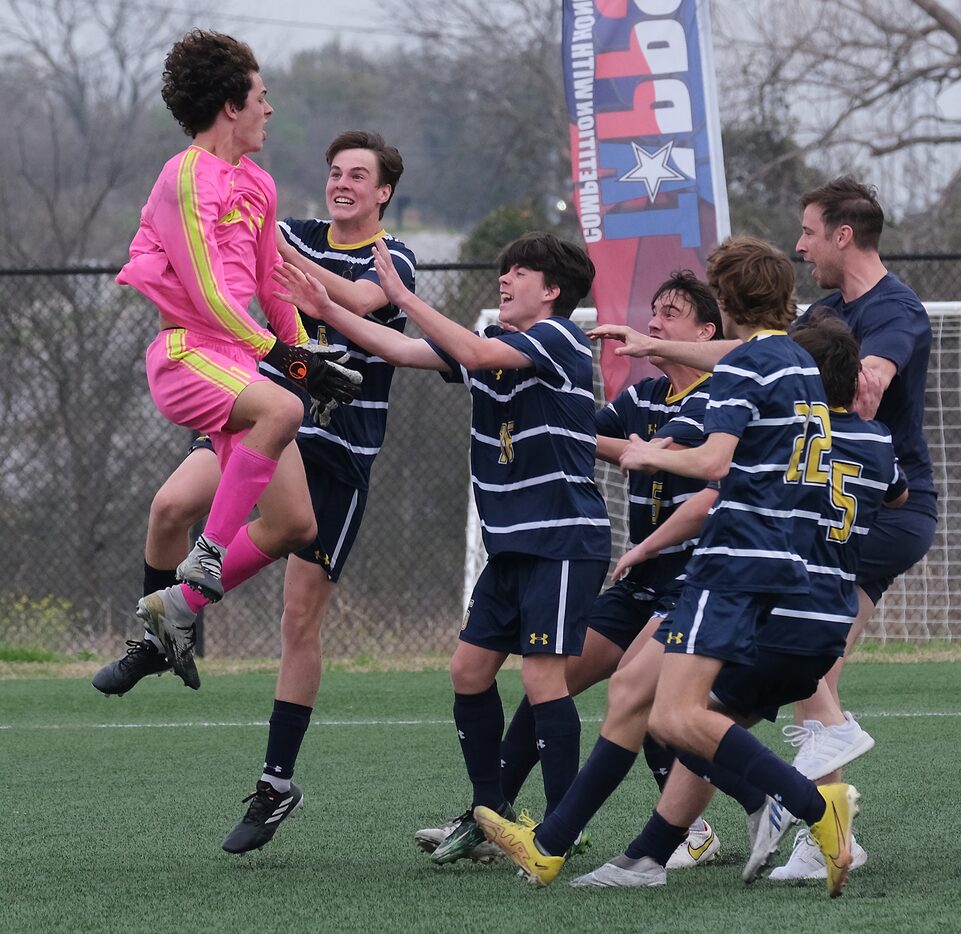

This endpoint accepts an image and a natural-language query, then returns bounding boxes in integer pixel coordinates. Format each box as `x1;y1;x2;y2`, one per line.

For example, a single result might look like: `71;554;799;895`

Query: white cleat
769;828;868;881
666;821;721;869
570;854;667;888
783;712;875;780
743;795;797;882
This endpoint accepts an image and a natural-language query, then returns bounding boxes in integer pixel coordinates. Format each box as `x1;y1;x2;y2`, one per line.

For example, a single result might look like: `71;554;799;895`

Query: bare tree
0;0;184;264
714;0;961;207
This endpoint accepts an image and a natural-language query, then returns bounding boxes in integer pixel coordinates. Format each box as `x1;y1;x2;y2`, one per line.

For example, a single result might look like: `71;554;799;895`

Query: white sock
688;816;707;834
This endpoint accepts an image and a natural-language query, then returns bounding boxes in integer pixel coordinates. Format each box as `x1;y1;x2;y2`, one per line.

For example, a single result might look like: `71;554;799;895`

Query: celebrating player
113;30;361;688
414;270;725;867
273;232;611;866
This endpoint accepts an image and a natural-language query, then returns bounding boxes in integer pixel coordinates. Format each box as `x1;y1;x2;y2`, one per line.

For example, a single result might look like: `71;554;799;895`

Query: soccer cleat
417;812;503;864
136;587;200;690
743;795;797;882
91;639;171;695
769;828;867;881
176;534;225;602
666;820;721;869
782;713;875;780
569;854;667;888
474;805;565;887
222;781;304;854
432;804;514;865
808;783;860;897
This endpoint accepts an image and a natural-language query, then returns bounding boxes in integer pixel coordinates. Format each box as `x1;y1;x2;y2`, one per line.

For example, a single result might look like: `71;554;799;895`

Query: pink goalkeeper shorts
145;328;268;438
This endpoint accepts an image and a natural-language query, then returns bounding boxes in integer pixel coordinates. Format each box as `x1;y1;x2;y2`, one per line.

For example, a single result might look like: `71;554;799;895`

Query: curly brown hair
161;30;259;137
706;236;796;331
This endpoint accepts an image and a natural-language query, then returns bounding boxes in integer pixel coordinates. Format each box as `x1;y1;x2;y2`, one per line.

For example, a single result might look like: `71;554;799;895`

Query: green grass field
3;661;959;933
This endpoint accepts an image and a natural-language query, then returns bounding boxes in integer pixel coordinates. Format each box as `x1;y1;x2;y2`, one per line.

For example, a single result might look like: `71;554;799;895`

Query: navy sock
532;695;581;816
624;809;688;864
453;683;505;810
535;736;637;856
500;696;538;805
713;724;825;824
143;561;177;598
263;699;312;782
675;748;766;815
643;735;675;793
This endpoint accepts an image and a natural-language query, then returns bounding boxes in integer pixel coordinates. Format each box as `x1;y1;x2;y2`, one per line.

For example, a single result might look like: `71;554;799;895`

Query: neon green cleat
474;806;565;887
808;783;860;897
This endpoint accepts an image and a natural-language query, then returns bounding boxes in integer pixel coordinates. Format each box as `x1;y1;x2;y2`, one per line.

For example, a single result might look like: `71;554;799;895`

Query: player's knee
647;701;682;747
149;487;201;539
607;665;646;719
284;513;317;553
449;656;490;694
281;601;324;653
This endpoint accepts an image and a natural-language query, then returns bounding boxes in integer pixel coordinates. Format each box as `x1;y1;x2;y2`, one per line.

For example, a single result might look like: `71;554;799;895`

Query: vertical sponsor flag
563;0;730;398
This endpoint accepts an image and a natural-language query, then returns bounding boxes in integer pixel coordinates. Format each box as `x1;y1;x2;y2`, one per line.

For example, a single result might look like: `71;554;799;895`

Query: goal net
463;304;961;642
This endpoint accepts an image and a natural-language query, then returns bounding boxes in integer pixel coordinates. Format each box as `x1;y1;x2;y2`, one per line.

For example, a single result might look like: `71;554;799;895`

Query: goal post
463;304;961;641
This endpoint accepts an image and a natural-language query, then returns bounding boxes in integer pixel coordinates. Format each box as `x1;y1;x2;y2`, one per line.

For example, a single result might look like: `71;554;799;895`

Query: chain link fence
1;254;959;659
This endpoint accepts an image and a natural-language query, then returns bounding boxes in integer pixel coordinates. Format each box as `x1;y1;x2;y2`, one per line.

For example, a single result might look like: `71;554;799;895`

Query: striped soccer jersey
434;318;611;562
270;218;416;491
683;330;827;595
760;409;905;656
118;145;306;352
595;373;711;590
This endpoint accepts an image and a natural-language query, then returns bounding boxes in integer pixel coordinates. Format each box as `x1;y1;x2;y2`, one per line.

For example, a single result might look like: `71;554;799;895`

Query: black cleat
222;781;304;854
91;639;172;695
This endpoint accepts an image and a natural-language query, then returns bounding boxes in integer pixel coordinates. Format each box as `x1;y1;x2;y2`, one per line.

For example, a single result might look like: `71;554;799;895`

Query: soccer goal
463;304;961;641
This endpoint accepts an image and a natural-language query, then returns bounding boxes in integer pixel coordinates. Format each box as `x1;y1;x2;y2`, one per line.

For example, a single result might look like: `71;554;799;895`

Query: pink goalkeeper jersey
118;145;306;355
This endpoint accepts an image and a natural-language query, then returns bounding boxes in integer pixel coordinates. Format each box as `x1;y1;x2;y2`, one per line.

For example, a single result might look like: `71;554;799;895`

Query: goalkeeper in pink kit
117;30;361;687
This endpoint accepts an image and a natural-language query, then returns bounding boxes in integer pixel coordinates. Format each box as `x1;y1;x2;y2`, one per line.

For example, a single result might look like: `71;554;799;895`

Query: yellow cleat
473;806;566;887
808;783;860;897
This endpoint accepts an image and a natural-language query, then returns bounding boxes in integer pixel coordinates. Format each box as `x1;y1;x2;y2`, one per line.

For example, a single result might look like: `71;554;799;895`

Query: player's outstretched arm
371;240;531;372
276;227;389;317
619;431;738;481
610;486;717;582
590;324;737;371
273;262;445;371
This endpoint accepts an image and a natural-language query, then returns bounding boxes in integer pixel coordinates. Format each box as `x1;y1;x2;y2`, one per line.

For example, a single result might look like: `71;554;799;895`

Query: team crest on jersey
529;632;549;646
498;421;515;464
316;326;329;347
462;598;473;631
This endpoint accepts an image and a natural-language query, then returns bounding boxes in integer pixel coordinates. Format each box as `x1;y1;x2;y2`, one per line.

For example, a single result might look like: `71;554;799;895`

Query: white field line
2;711;961;731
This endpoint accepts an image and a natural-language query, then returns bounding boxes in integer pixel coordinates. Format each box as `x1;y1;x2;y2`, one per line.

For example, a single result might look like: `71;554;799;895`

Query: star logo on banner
619;140;685;200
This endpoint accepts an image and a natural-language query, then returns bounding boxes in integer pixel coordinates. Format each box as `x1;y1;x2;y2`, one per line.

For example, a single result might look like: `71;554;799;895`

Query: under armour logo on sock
536;739;546;749
457;729;465;740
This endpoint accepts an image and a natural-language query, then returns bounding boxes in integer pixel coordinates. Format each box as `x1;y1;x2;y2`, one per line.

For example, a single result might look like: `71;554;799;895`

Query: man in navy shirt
274;232;611;866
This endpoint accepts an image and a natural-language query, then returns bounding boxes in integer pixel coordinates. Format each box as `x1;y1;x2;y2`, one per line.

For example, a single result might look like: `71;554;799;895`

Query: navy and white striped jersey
432;317;611;562
683;331;827;594
760;409;905;655
596;373;711;590
268;218;416;491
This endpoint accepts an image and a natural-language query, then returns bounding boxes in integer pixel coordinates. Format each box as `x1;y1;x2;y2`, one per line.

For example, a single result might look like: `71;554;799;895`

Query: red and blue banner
563;0;730;397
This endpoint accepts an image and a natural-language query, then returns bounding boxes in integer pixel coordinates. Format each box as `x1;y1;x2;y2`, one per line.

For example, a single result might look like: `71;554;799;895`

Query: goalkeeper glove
263;339;362;404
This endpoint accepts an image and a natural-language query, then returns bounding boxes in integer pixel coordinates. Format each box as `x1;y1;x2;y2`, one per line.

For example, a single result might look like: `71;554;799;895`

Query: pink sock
203;444;278;547
178;524;276;613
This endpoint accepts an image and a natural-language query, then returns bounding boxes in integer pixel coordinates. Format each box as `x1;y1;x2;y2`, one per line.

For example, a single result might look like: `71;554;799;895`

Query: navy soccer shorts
461;553;608;656
654;586;776;666
710;650;836;722
293;470;367;582
589;578;681;652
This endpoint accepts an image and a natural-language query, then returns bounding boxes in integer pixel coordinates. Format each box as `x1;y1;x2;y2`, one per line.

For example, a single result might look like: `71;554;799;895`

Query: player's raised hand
588;323;661;358
852;362;884;420
272;262;331;320
371;238;410;307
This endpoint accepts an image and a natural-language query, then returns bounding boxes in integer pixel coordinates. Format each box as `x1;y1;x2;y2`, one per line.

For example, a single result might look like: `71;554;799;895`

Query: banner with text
563;0;730;398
